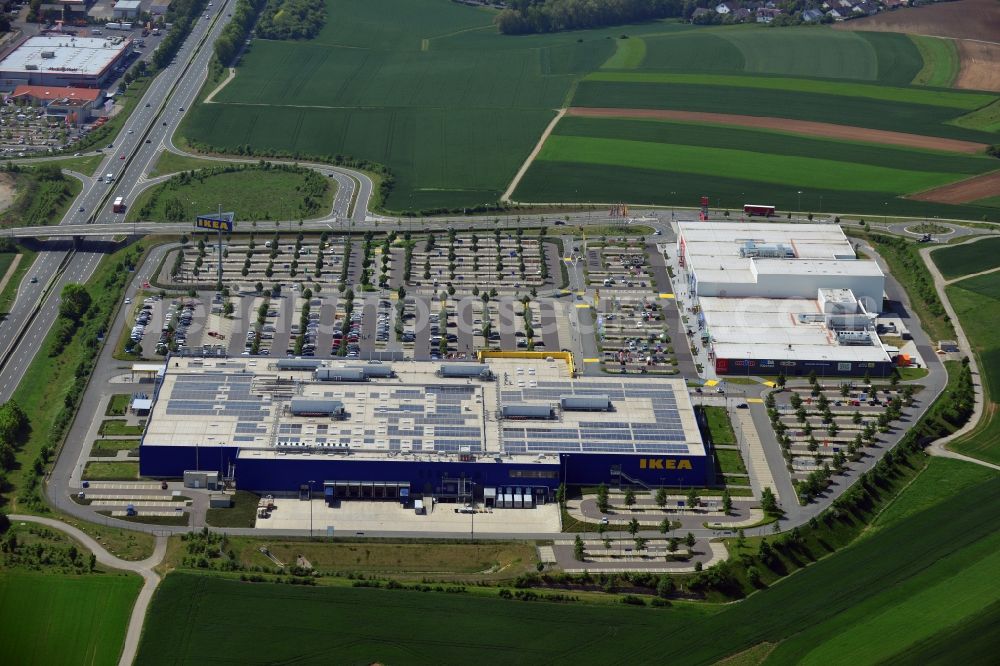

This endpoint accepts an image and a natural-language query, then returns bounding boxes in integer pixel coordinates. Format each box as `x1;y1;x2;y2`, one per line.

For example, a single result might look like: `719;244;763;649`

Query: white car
124;298;132;305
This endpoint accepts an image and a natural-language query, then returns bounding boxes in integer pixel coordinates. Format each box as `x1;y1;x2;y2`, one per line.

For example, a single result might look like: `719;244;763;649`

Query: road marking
762;381;776;388
574;304;589;309
703;379;718;387
747;398;764;403
583;358;600;363
658;293;674;299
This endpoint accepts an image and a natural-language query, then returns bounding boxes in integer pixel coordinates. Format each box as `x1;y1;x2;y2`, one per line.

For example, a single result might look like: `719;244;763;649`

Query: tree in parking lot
658;517;671;535
789;392;802;409
627;518;640;537
685;532;696;549
721;490;732;515
573;535;585;561
654;487;667;509
685;488;699;510
760;487;778;516
596;483;609;513
667;537;679;555
624;487;636;507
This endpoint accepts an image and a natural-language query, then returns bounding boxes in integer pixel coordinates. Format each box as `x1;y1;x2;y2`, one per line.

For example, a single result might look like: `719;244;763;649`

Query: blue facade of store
140;445;713;494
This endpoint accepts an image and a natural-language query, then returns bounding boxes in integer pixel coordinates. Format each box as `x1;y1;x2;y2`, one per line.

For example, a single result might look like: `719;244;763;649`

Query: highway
0;0;241;401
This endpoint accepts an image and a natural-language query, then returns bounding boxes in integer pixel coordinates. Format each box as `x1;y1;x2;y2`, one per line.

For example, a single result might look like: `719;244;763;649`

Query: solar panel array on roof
499;380;696;456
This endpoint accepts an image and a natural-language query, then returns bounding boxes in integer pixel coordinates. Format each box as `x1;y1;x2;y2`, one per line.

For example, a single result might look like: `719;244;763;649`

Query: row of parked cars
157;299;194;354
333;309;363;358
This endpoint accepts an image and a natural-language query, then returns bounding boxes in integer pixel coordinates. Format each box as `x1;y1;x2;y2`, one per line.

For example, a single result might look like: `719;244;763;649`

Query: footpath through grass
0;570;140;666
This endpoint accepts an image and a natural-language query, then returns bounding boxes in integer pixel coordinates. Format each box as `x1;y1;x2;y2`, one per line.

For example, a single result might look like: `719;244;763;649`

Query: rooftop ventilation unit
739;241;795;259
836;330;873;346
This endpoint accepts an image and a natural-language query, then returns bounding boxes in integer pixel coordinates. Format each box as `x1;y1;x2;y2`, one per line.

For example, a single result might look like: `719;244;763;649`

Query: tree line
256;0;327;40
215;0;268;66
152;0;210;70
495;0;684;34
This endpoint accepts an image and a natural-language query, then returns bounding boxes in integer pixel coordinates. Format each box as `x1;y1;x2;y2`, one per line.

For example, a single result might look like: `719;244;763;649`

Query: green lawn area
715;449;747;476
0;251;14;279
932;237;1000;280
105;394;132;417
99;419;144;437
205;490;260;528
1;167;82;228
702;405;735;445
909;35;959;88
0;248;36;316
148;151;230;177
26;153;105;176
137;472;1000;664
128;164;335;222
0;570;141;666
83;461;140;481
90;439;140;457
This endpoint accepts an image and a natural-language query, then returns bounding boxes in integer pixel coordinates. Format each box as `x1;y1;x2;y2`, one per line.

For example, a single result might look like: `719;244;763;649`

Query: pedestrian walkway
736;409;781;502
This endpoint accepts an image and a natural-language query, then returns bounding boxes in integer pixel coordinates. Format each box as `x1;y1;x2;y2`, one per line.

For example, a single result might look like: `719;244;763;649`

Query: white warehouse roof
0;36;131;76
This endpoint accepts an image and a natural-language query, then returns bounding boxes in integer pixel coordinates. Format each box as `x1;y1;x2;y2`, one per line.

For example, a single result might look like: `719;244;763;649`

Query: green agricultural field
537;135;964;192
640;27;921;84
869;457;997;533
573;80;997;144
129;165;334;222
0;570;140;666
950;99;1000;133
514;160;1000;221
910;35;960;88
137;474;1000;664
932;237;1000;280
182;0;616;211
550;117;995;176
945;274;1000;465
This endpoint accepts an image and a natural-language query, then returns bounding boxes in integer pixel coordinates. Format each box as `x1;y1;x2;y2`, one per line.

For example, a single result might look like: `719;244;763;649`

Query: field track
909;169;1000;204
955;41;1000;93
835;0;1000;42
566;107;990;154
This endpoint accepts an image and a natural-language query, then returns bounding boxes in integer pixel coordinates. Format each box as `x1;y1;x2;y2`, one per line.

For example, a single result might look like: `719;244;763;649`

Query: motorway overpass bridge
5;211;664;239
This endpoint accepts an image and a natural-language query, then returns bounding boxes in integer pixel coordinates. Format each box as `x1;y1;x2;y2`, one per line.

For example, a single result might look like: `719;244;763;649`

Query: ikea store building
139;357;711;505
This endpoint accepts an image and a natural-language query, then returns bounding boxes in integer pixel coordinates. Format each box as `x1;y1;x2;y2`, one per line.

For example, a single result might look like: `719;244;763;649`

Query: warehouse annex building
0;35;133;90
676;222;896;377
139;357;710;503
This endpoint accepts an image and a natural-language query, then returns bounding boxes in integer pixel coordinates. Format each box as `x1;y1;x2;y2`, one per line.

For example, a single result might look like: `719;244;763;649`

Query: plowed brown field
566;108;989;154
909;170;1000;204
835;0;1000;42
955;40;1000;92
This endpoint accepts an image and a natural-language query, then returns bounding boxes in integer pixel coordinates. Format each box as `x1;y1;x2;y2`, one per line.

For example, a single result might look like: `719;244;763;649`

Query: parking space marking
704;379;719;387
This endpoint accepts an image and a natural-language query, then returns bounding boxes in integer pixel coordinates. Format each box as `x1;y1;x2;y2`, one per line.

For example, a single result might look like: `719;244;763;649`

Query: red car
120;154;126;160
